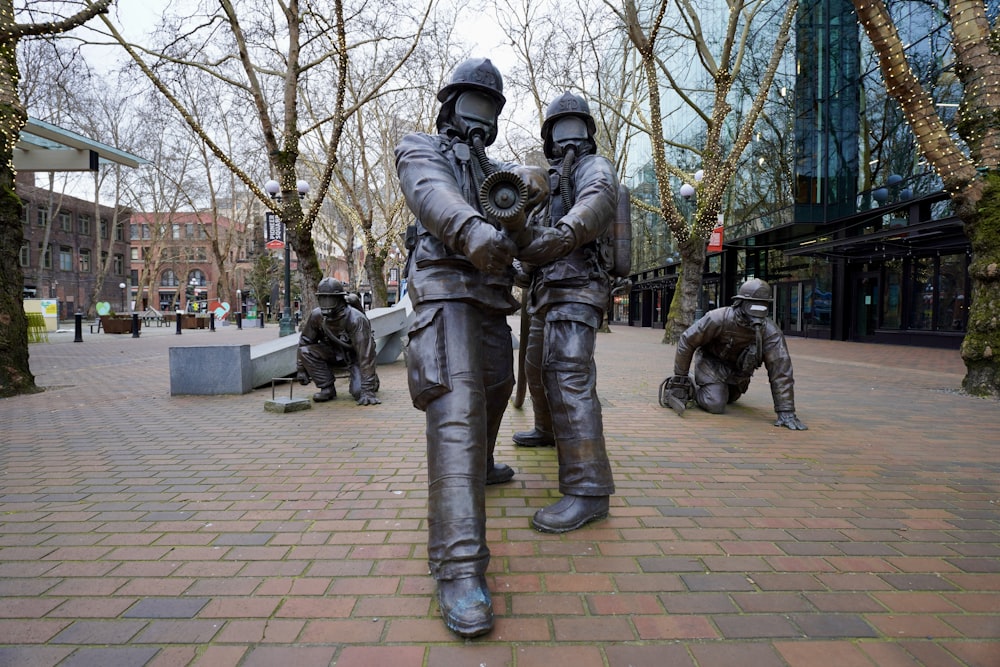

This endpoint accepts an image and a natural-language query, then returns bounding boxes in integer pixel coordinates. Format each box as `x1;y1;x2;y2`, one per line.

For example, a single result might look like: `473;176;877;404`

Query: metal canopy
15;117;149;172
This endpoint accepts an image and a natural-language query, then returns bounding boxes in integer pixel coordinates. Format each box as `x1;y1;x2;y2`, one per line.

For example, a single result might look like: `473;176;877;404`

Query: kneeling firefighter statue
296;278;381;406
659;278;807;430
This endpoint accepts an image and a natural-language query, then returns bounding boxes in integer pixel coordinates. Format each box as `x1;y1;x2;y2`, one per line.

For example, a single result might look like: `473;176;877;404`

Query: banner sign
265;212;285;250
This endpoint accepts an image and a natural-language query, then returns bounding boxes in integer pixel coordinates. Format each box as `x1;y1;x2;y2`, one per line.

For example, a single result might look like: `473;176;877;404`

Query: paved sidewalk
1;320;997;667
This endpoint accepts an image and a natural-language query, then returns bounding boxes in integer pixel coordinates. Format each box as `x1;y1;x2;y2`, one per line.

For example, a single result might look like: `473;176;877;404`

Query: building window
78;215;91;235
80;249;91;272
186;223;194;239
142;224;151;240
59;211;72;232
131;247;140;261
59;246;73;271
161;269;179;286
41;244;52;269
115;222;125;242
173;224;181;240
100;218;109;239
113;254;124;275
196;246;207;261
37;206;49;227
19;243;29;267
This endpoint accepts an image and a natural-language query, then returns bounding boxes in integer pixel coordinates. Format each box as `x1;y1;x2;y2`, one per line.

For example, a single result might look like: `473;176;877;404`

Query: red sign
265;240;285;250
707;225;724;253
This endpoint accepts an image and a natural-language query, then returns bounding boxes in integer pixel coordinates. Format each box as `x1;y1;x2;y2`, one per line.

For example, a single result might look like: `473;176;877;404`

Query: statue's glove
513;259;533;288
461;218;516;275
774;411;808;430
356;391;381;406
511;165;550;211
668;374;695;397
517;224;574;265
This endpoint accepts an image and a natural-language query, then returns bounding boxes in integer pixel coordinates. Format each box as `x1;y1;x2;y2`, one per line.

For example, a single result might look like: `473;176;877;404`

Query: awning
15;117;149;172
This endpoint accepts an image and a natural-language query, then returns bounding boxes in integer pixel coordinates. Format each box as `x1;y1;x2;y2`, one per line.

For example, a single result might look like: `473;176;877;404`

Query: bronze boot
437;575;494;638
531;495;609;533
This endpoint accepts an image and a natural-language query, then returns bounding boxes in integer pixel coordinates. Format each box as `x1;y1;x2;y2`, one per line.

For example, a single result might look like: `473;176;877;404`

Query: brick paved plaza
1;320;998;666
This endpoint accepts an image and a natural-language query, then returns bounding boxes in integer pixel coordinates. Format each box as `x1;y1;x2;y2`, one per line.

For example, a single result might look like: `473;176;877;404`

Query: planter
101;316;140;334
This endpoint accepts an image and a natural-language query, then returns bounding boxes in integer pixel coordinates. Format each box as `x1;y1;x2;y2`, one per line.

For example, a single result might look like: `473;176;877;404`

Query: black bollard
176;312;183;335
259;313;264;328
132;313;141;338
236;312;242;330
74;312;83;343
210;313;216;332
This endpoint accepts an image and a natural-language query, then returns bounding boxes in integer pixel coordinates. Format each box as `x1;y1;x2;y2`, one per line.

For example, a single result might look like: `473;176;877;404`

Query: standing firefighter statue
512;91;628;533
296;278;381;406
660;278;807;430
394;57;548;639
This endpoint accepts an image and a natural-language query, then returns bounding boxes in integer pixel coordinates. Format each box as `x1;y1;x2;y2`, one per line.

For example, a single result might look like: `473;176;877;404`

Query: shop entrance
852;272;880;340
775;281;809;336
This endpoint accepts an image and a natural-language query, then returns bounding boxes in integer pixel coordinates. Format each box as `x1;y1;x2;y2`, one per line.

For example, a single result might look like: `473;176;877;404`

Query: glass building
622;0;979;349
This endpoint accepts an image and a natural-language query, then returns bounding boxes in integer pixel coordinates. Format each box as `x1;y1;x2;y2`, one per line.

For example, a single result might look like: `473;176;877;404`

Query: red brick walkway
1;321;997;666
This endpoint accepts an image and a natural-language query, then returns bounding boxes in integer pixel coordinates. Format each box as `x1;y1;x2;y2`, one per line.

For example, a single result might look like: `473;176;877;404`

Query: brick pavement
1;319;997;666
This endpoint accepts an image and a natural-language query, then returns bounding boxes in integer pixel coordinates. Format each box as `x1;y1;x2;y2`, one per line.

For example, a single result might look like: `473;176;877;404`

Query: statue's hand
356;392;381;406
512;165;550;211
517;225;573;265
463;220;516;275
296;369;310;385
774;411;808;430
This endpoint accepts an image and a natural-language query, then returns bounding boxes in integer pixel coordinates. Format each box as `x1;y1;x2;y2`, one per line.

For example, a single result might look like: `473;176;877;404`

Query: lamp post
264;178;310;337
119;282;126;313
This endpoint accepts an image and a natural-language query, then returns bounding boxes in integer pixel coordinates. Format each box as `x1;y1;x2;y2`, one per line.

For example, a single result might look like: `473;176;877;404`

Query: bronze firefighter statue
512;91;626;534
394;57;547;638
296;277;381;406
660;278;807;430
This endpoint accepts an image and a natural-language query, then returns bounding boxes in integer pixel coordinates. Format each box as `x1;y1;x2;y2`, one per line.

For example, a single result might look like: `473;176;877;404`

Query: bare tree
91;0;433;314
608;0;797;343
853;0;1000;396
0;0;114;398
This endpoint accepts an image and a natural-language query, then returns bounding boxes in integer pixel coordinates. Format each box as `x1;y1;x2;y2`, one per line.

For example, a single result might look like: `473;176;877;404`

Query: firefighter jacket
673;306;796;413
526;152;619;315
395;132;520;314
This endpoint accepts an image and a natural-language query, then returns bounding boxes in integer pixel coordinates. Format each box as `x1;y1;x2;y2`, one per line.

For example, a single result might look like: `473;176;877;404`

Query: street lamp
119;282;126;313
264;178;310;337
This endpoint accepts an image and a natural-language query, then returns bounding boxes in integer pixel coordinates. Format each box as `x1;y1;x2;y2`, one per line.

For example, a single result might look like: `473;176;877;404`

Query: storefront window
937;253;967;331
908;257;933;330
882;259;903;329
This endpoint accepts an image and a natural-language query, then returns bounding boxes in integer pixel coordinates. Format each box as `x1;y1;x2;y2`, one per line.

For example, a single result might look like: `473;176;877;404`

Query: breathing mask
549;116;590;159
453;91;498;144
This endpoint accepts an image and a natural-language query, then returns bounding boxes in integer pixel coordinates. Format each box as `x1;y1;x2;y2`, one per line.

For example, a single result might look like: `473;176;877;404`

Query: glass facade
624;0;972;348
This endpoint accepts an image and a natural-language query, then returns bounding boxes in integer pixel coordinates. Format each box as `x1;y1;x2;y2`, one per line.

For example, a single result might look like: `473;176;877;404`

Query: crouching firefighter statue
512;91;630;533
659;278;807;430
296;277;381;406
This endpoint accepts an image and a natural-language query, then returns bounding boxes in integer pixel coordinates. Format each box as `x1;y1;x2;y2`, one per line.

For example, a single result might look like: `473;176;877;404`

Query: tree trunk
961;173;1000;396
0;29;37;397
662;237;707;344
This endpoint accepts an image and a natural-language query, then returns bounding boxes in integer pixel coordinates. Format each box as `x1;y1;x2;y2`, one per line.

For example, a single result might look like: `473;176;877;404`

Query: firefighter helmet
437;57;506;108
541;92;597;158
733;278;772;302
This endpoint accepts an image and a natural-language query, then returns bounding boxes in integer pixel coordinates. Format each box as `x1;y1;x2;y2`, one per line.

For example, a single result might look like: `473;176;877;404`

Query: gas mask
319;294;347;320
736;299;769;327
747;303;769;322
548;116;590;159
453;91;498;145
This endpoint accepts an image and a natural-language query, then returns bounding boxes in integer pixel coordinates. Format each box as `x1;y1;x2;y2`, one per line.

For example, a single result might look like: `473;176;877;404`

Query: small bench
89;319;103;334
